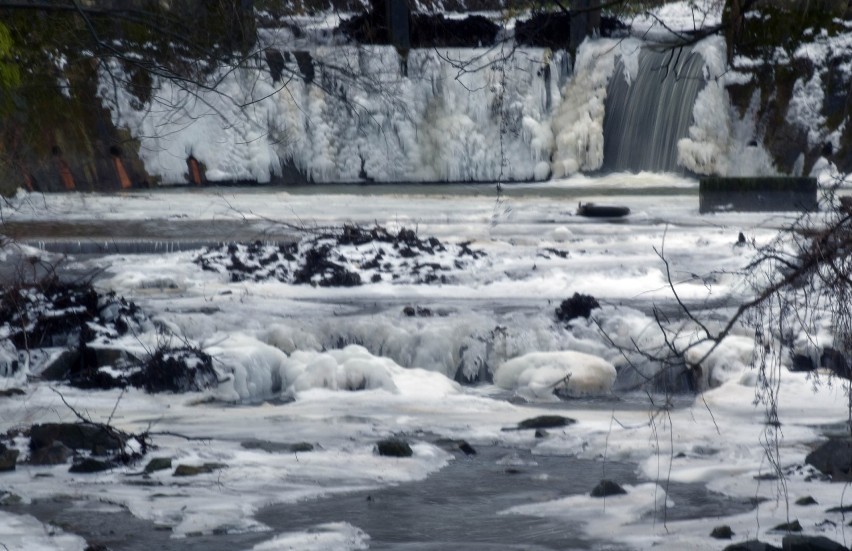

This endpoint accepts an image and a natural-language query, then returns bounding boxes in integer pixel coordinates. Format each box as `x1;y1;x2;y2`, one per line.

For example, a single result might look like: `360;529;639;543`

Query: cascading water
602;47;705;173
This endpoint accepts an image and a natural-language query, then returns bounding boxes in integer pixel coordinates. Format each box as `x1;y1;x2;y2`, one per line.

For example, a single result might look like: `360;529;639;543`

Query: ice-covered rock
494;350;616;400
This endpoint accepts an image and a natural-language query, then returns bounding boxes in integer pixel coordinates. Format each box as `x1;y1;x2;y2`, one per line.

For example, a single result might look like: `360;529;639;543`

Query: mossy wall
0;1;254;196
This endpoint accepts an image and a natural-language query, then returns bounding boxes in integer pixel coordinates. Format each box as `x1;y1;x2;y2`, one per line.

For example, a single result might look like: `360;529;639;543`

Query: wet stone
30;442;74;466
29;423;123;452
710;525;734;539
555;293;600;323
69;457;115;473
376;438;413;458
805;438;852;481
173;463;227;476
781;535;847;550
144;457;173;473
771;520;802;532
516;415;576;430
722;541;781;551
240;440;314;453
590;479;627;498
796;496;818;506
0;445;19;472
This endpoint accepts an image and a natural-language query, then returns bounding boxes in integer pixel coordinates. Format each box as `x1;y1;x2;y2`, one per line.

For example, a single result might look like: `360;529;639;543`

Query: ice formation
493;350;617;400
99;47;565;184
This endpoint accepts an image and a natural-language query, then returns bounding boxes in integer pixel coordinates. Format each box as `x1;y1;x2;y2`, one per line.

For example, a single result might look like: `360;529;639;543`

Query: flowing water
603;48;705;173
11;442;758;550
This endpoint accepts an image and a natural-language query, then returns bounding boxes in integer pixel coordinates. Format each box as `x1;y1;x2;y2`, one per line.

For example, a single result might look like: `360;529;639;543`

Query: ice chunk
494;350;616;401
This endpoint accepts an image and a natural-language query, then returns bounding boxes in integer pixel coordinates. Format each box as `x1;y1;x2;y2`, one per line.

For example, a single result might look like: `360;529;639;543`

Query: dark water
9;444;759;550
258;446;632;551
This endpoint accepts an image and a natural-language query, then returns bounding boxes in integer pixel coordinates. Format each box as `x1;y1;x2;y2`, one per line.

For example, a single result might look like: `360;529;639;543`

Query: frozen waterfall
99;38;734;184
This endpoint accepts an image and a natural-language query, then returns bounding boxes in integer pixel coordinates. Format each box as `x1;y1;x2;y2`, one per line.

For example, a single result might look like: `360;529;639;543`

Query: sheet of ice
503;483;671;548
250;522;369;551
0;510;87;551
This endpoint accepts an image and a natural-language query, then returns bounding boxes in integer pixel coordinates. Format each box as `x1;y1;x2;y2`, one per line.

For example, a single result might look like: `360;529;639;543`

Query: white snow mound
494;350;616;400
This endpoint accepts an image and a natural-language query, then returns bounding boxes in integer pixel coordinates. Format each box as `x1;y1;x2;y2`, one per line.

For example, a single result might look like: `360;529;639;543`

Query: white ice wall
98;31;839;183
98;46;566;184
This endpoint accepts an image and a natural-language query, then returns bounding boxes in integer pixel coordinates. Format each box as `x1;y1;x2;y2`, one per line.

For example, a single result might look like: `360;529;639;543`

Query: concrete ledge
699;177;818;213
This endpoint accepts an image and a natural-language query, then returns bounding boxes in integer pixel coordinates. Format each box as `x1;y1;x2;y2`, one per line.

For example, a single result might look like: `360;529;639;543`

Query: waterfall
603;47;705;173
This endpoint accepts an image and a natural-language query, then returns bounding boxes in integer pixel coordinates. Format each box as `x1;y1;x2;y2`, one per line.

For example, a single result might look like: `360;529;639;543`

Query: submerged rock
590;479;627;498
376;438;413;457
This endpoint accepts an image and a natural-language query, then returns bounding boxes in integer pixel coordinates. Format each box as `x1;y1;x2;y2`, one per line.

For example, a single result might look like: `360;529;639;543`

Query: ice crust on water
250;522;369;551
0;510;87;551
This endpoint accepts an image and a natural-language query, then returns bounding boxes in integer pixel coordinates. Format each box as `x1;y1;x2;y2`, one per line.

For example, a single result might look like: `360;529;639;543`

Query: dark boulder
516;415;576;430
711;525;735;539
240;440;314;453
129;347;218;393
0;443;19;471
590;479;627;498
38;349;82;381
30;442;74;466
30;423;124;453
805;438;852;481
795;496;818;506
723;541;781;551
457;441;477;456
173;463;226;476
435;438;476;455
0;388;25;397
69;457;115;473
555;293;600;323
376;438;413;457
771;520;802;532
782;535;848;550
144;457;173;473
